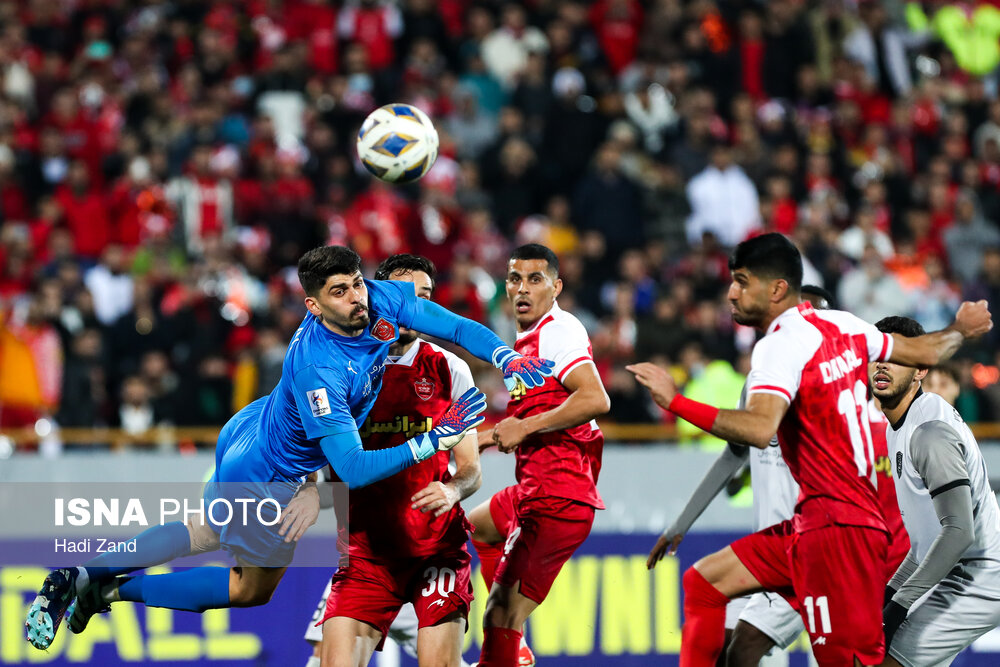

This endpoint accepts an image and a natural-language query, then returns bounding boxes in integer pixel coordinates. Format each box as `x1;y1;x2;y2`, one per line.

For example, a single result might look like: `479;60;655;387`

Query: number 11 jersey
746;302;894;533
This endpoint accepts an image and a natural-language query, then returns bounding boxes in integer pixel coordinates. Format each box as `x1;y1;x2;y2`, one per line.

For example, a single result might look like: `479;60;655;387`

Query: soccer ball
356;104;439;184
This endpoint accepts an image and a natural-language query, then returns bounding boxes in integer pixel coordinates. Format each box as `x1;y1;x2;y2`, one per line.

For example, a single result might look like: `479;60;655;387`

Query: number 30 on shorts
421;567;457;598
803;595;832;634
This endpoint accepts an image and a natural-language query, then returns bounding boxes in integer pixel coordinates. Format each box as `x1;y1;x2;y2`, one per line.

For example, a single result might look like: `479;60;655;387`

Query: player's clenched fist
492;416;528;453
952;300;993;338
493;346;555;392
625;362;677;409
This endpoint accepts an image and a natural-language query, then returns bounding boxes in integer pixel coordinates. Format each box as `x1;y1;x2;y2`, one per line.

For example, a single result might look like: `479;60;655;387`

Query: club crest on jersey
371;317;396;342
307;388;331;417
896;451;903;477
414;377;435;401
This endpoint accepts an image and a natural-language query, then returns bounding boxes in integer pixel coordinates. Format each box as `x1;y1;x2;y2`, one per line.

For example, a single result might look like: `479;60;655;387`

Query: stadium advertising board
3;533;998;666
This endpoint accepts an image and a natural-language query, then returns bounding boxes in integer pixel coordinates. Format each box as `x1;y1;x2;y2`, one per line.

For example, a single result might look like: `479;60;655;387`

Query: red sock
479;626;522;667
680;566;730;667
472;539;504;588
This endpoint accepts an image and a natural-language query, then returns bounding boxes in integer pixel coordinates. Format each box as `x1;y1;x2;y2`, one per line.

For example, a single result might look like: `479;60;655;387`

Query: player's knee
186;518;220;554
681;565;703;595
727;625;774;667
229;581;276;607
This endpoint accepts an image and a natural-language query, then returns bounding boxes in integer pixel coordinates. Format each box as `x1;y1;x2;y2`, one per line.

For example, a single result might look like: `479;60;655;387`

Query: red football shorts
490;489;595;604
730;520;888;666
321;546;473;648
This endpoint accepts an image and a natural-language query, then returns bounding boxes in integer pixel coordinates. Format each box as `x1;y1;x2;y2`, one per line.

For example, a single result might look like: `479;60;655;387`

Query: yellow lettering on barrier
528;556;599;656
145;566;201;660
601;556;651;654
654;556;681;653
203;608;262;659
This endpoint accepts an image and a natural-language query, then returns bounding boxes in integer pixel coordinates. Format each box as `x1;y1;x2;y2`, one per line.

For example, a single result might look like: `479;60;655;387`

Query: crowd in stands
2;0;1000;446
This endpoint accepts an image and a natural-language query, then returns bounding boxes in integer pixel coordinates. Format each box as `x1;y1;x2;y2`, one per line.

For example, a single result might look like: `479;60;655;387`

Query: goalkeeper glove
492;346;555;393
409;387;488;462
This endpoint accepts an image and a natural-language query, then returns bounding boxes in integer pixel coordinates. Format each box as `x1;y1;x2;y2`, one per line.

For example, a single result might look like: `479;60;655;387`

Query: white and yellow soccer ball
356;103;439;184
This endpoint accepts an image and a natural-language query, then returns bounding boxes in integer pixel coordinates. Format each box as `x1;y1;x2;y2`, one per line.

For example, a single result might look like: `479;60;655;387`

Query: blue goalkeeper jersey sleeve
253;279;420;478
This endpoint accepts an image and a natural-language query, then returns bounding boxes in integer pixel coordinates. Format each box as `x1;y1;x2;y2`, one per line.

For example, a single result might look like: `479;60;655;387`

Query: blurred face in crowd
506;258;562;330
924;368;960;406
305;270;370;336
869;358;927;410
387;268;433;350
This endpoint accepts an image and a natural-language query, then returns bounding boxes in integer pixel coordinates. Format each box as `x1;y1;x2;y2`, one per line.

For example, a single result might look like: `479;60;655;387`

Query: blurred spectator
117;374;157;434
55;159;110;259
674;341;745;448
924;364;961;407
837;204;894;262
84;244;133;326
944;193;1000;286
57;328;105;428
838;245;911;324
165;144;234;257
480;3;548;89
685;142;761;248
572;141;643;259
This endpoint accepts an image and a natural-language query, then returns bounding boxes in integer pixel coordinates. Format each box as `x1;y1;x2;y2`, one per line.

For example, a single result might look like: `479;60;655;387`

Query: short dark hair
298;246;362;296
801;284;836;309
874;316;926;338
374;254;437;282
729;233;802;292
510;243;559;275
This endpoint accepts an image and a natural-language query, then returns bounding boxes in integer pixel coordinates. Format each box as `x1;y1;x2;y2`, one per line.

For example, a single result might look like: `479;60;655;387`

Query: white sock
305;656;321;667
74;567;89;596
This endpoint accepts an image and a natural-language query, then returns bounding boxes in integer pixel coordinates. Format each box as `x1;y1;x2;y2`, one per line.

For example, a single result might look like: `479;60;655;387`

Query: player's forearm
887;549;918;595
448;464;482;502
892;486;975;608
891;329;964;367
667;445;748;537
407;299;508;365
704;408;777;449
520;385;610;436
320;432;420;489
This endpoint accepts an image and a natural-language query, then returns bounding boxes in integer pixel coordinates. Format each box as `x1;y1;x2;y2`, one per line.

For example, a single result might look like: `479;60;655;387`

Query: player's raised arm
403;296;555;392
317;386;488;489
627;361;788;449
888;300;992;368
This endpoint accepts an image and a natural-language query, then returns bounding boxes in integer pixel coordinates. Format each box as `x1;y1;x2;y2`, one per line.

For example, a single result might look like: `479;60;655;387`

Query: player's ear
553;277;563;298
771;278;790;303
304;295;322;317
915;368;929;382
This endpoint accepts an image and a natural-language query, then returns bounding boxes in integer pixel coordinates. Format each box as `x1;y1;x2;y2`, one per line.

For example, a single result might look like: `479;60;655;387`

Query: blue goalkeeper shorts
202;397;301;567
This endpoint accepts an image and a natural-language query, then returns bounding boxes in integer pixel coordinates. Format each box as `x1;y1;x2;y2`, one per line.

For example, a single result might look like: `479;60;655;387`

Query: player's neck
388;339;417;357
759;298;800;332
881;383;922;428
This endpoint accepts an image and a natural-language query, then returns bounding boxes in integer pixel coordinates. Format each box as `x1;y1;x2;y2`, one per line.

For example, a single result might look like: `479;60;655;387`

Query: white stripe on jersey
886;392;1000;563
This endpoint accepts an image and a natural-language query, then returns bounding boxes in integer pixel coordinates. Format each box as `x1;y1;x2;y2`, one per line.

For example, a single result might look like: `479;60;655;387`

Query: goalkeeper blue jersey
244;279;420;479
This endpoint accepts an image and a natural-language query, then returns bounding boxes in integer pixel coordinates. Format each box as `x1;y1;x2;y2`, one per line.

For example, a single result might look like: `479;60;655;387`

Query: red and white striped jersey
747;302;893;532
508;302;604;509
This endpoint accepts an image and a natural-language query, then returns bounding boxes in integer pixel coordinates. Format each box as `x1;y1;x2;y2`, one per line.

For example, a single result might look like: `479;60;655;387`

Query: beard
328;305;370;333
873;373;917;410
